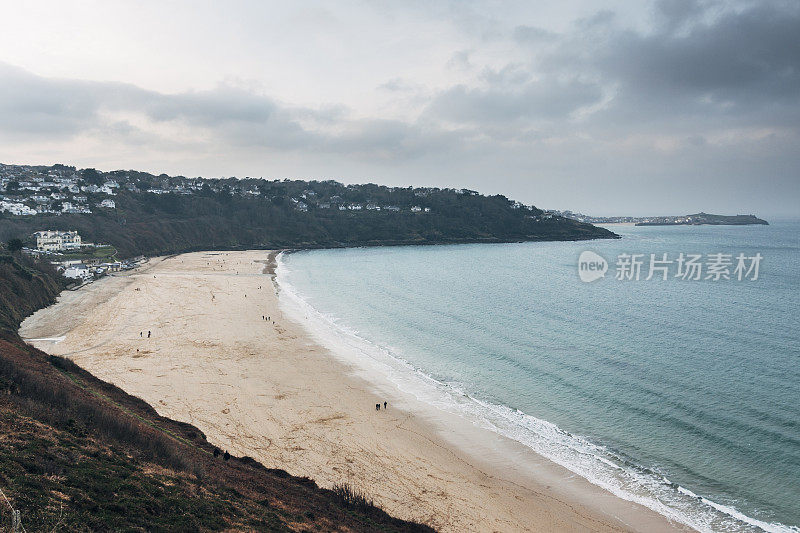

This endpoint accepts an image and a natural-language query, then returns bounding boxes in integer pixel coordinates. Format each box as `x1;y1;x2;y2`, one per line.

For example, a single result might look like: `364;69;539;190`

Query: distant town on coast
548;210;769;226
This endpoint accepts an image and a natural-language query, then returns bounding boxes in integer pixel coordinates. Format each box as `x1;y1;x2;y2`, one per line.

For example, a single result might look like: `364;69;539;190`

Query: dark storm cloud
418;0;800;140
606;2;800;105
530;0;800;131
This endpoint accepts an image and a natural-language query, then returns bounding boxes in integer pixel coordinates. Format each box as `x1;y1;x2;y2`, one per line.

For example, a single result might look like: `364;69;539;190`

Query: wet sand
21;251;689;532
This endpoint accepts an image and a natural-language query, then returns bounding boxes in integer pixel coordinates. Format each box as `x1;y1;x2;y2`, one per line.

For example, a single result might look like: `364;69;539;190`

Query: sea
275;220;800;532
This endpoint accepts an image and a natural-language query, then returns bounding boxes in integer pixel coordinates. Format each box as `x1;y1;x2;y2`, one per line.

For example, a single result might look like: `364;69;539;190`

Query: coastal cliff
0;251;68;335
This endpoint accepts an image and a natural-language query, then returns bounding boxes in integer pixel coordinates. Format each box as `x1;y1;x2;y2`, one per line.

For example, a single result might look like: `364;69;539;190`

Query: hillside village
0;163;482;217
0;164;119;216
0;162;614;260
0;162;554;281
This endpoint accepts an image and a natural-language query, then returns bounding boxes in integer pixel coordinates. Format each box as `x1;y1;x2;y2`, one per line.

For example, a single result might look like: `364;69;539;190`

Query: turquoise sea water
278;221;800;532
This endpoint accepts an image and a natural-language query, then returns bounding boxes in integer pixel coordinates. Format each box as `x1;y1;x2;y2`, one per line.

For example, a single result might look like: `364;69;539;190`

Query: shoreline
275;248;797;533
21;250;688;532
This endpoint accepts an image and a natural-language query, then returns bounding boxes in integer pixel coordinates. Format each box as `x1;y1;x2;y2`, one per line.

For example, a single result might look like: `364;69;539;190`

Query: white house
63;264;91;280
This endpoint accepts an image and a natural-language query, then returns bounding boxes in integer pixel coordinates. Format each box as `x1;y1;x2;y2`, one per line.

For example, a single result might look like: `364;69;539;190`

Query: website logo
578;251;608;282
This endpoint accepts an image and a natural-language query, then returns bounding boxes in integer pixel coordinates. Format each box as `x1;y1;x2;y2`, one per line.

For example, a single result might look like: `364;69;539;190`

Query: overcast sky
0;1;798;216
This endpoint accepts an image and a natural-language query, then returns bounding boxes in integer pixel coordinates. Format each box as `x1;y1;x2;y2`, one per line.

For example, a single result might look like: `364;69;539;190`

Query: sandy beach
20;251;689;532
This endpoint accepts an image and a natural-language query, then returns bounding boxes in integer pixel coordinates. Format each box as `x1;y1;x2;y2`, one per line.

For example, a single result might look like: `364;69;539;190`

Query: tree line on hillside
0;167;616;258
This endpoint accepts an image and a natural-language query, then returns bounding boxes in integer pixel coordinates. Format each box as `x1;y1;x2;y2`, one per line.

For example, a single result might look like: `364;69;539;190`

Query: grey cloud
378;78;419;93
425;2;799;138
485;0;800;142
605;3;800;104
0;62;454;160
446;50;472;71
512;25;558;44
291;104;350;125
0;63;106;137
426;78;604;127
0;63;309;150
576;9;617;30
325;119;459;159
653;0;709;32
144;89;280;125
143;88;317;149
479;64;532;86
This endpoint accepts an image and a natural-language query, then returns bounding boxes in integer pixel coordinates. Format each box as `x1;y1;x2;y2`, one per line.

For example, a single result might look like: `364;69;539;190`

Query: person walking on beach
384;401;387;410
147;330;151;338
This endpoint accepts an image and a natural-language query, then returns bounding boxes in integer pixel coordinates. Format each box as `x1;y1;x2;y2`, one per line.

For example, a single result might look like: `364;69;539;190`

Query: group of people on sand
376;401;388;411
139;330;151;338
